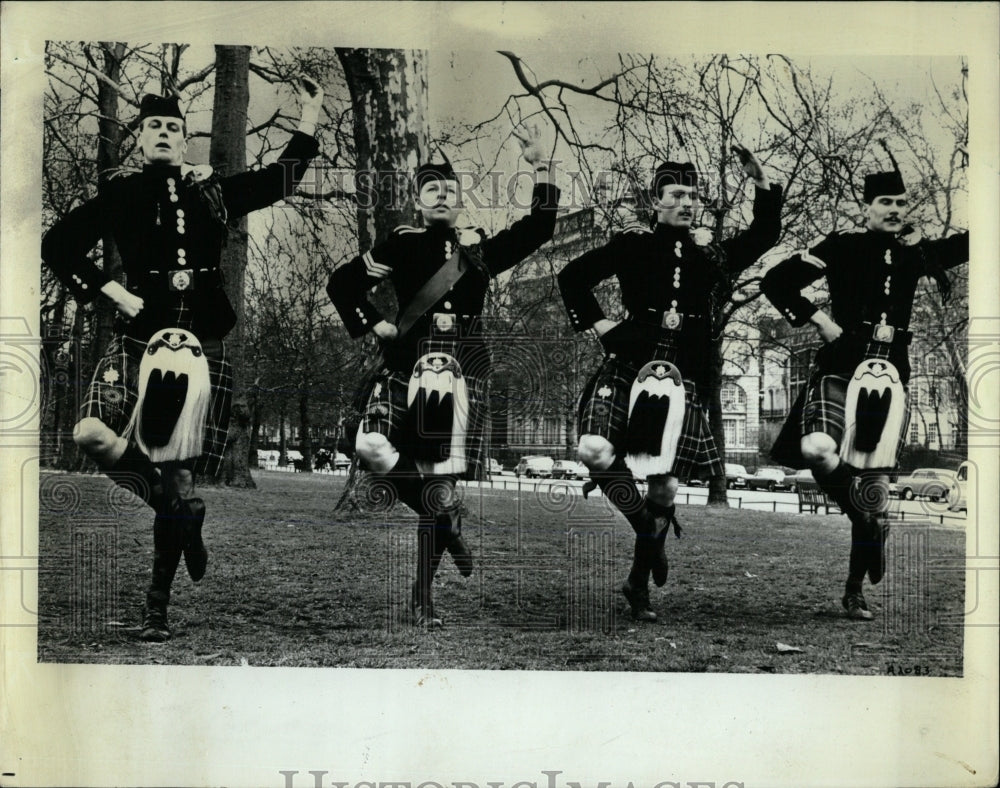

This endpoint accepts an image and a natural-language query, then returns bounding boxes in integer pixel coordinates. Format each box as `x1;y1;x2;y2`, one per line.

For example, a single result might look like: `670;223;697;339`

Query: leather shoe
842;590;874;621
621;581;657;622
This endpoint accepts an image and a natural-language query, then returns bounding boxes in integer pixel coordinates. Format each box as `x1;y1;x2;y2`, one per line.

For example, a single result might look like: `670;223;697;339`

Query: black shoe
410;582;443;628
410;598;443;628
179;498;208;582
866;516;890;585
621;581;657;622
842;590;874;621
140;598;171;642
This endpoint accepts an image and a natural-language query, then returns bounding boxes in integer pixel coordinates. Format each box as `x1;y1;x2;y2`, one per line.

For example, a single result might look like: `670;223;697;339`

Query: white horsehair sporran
840;357;907;469
625;358;686;480
406;348;469;476
124;328;212;462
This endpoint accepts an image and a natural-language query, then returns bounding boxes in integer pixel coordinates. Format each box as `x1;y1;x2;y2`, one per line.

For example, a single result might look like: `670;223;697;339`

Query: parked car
725;463;749;489
782;468;814;492
947;461;969;512
515;456;555;478
487;458;503;476
550;459;579;479
572;461;591;481
746;466;791;491
894;468;955;501
333;452;351;470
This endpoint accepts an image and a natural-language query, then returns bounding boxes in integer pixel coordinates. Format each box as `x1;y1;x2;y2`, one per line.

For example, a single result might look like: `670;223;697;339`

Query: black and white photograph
2;3;998;787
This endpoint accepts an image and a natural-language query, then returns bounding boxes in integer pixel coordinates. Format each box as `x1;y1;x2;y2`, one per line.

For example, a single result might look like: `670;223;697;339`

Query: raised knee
73;417;113;452
356;431;395;471
800;433;837;465
578;435;614;470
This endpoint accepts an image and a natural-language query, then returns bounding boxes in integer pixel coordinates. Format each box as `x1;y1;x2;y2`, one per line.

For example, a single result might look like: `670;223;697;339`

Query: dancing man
328;124;559;627
559;149;781;621
762;165;968;620
42;77;324;641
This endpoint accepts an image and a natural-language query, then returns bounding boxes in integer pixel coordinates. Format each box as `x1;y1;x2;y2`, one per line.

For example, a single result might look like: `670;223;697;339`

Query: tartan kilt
771;372;910;469
79;333;232;477
359;366;489;480
577;353;723;479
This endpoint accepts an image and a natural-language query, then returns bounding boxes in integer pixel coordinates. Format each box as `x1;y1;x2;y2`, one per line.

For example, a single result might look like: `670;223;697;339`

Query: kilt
772;372;910;469
80;333;232;477
359;366;489;480
578;352;723;479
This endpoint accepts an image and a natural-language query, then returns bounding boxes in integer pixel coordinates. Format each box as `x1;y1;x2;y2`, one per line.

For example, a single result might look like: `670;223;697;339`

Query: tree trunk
334;49;430;509
337;48;429;247
705;335;729;506
279;404;287;466
298;381;313;474
208;44;255;488
705;197;731;507
90;42;125;379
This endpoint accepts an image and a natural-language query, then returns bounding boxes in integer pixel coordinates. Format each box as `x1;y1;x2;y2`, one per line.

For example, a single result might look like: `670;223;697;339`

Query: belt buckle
168;269;195;292
872;323;895;343
432;312;457;335
661;311;683;331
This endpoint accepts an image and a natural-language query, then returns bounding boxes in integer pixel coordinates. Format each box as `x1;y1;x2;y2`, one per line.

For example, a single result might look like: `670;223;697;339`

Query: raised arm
920;229;969;272
219;76;324;219
721;145;783;273
482;122;560;276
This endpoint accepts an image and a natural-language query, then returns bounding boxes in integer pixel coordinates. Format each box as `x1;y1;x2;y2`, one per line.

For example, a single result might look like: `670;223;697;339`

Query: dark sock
381;453;426;515
590;456;647;530
814;461;858;513
627;537;651;588
106;443;163;509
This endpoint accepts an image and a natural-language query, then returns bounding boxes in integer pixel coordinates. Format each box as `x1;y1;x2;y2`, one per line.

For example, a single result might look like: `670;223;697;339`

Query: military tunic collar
141;163;183;180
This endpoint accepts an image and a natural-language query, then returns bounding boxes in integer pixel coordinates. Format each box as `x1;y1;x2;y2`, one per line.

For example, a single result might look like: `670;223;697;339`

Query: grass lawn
38;470;965;674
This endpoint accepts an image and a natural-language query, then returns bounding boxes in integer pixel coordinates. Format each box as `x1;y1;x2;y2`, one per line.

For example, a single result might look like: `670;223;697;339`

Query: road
470;473;967;524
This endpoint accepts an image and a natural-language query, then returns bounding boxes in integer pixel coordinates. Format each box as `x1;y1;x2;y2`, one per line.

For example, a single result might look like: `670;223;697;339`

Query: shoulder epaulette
621;223;652;235
394;224;425;235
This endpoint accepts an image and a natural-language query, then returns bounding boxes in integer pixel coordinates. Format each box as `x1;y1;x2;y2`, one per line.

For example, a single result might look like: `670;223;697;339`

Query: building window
927;423;938;446
721;382;747;413
723;417;746;448
909;421;920;444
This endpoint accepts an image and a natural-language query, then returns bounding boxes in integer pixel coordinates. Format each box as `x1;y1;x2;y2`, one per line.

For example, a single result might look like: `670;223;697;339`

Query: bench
797;481;841;515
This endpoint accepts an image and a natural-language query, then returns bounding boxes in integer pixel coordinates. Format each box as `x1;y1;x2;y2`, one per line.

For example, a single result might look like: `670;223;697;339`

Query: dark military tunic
328;182;560;378
42;131;320;475
558;184;783;478
761;228;969;467
43;131;320;342
327;182;560;478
